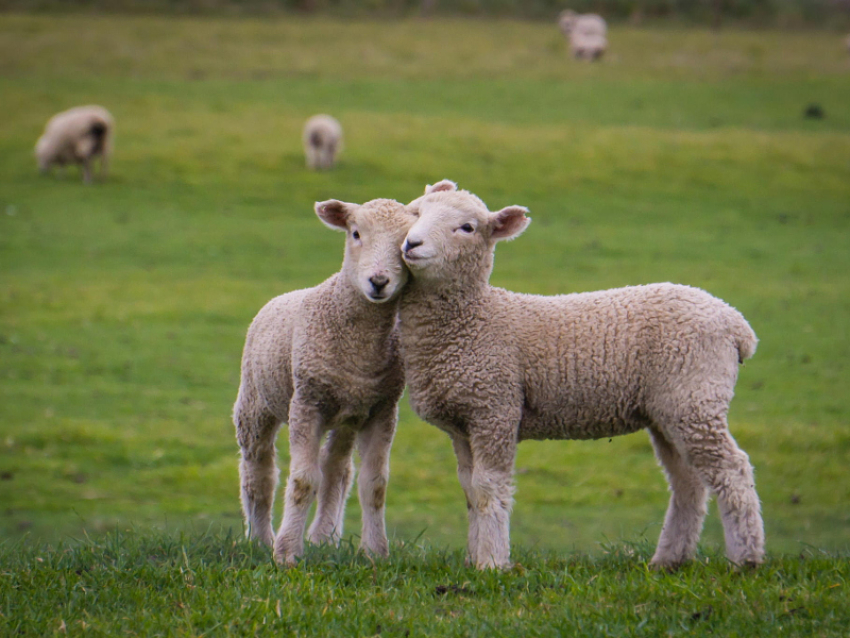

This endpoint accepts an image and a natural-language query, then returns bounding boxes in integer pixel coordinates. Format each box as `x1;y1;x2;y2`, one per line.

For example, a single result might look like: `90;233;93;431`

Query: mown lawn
0;12;848;569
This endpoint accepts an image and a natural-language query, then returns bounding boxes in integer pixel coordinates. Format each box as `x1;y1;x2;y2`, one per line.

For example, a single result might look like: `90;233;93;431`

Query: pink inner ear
491;206;530;240
315;200;350;229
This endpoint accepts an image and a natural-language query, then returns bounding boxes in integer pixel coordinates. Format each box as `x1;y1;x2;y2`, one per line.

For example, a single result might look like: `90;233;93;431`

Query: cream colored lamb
234;197;418;566
399;185;764;570
35;105;114;183
303;114;343;170
558;9;608;60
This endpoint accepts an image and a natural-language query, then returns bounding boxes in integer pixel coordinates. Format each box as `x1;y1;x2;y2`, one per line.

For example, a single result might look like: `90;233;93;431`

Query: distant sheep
234;197;417;566
559;9;608;61
35;105;113;184
399;184;764;570
303;114;343;170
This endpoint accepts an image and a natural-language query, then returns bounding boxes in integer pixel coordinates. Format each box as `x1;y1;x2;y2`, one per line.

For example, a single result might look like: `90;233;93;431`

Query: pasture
0;11;849;635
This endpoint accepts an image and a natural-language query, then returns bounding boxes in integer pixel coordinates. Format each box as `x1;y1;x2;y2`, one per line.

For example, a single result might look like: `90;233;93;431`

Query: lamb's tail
730;309;758;363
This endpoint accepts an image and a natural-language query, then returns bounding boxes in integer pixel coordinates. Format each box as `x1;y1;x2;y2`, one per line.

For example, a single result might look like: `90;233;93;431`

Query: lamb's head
558;9;578;34
402;188;531;287
315;197;417;303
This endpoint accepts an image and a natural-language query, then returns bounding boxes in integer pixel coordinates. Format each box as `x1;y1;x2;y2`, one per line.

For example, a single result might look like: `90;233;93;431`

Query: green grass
1;11;848;574
2;530;849;637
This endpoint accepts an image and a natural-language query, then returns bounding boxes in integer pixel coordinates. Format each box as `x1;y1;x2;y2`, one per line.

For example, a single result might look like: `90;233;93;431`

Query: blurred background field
0;10;848;557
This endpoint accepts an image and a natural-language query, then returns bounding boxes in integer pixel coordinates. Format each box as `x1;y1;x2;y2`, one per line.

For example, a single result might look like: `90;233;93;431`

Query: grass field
0;13;849;631
2;530;849;637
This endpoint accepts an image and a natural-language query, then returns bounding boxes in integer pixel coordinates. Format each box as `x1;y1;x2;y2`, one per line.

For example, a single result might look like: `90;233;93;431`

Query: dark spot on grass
690;605;713;621
0;471;12;480
434;584;471;596
803;104;824;119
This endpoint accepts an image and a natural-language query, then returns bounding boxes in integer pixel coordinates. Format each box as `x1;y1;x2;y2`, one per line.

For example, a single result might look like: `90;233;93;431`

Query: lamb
35;105;114;184
558;9;608;61
233;196;418;565
398;185;764;570
303;114;343;170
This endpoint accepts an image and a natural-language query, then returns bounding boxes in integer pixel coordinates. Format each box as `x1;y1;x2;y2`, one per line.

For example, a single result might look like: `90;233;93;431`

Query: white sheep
303;114;343;170
558;9;608;61
35;105;114;184
233;197;418;565
399;185;764;570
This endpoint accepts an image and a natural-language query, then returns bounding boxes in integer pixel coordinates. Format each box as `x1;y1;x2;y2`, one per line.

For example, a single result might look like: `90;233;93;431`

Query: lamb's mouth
403;252;428;266
367;291;392;303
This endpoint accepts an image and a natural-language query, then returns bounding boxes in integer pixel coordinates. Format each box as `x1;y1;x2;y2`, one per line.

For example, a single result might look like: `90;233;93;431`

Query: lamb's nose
369;275;389;292
403;238;423;253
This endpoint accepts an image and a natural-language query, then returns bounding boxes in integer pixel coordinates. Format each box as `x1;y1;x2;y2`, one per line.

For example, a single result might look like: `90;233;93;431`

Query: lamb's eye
352;230;361;240
460;223;474;233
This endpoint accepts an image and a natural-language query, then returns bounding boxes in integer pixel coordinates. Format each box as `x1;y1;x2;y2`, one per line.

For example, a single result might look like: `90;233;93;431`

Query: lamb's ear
315;200;356;231
424;179;457;195
490;205;531;242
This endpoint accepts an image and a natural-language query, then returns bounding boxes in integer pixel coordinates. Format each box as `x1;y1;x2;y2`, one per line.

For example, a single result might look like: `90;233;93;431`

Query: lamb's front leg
307;428;356;546
468;426;517;570
450;434;479;565
274;400;323;566
354;403;398;558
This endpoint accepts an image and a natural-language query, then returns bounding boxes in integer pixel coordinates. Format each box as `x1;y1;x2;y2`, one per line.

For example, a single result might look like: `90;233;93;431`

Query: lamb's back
499;283;750;439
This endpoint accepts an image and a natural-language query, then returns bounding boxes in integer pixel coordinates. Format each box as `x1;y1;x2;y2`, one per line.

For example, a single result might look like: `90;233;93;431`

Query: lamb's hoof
246;526;275;548
648;558;685;573
360;544;390;560
273;551;300;568
732;557;763;571
272;540;301;568
475;558;513;571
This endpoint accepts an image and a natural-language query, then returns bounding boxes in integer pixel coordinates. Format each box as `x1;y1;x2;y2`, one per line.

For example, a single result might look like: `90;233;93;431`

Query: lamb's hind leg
235;405;281;547
307;428;356;547
648;427;708;570
451;434;479;565
684;426;764;566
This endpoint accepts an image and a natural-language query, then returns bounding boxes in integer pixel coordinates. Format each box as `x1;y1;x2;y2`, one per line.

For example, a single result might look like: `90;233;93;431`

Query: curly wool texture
234;198;414;566
303;114;343;170
35;105;114;183
399;188;764;570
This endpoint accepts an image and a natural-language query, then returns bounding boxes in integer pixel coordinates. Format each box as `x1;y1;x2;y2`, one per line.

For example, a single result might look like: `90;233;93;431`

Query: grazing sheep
399;185;764;570
303;114;343;170
558;9;608;61
35;105;114;184
234;197;418;565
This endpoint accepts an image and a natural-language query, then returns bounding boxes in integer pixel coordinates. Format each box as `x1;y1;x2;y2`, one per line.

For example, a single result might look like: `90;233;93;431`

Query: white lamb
35;105;114;184
303;114;343;170
558;9;608;61
399;184;764;570
233;197;417;565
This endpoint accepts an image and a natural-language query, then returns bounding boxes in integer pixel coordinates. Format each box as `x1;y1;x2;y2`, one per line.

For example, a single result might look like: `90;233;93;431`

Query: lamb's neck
400;278;489;326
330;274;399;339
